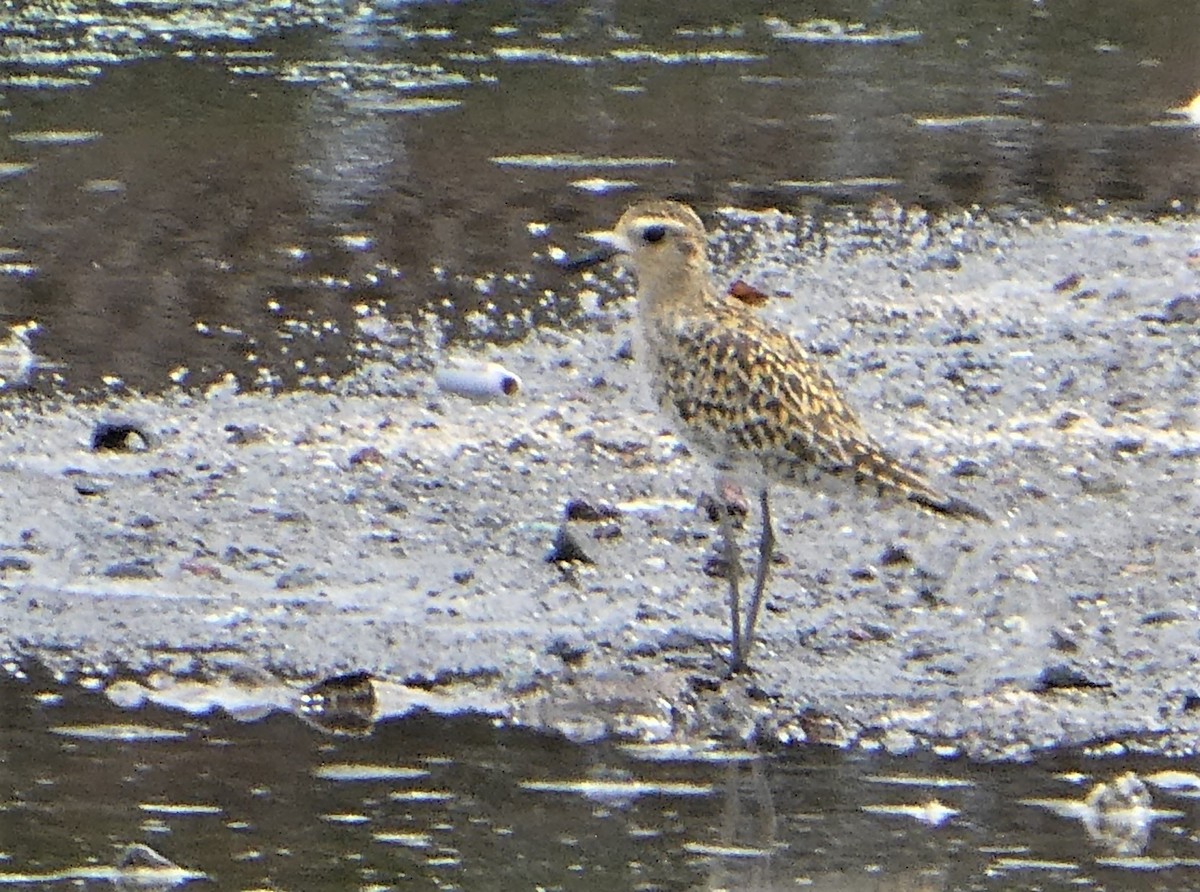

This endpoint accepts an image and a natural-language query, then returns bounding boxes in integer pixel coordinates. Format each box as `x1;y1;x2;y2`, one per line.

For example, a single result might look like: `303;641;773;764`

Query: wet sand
2;209;1198;759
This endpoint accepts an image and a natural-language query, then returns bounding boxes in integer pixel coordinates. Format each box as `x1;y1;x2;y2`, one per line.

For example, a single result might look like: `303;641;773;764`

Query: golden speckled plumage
589;199;986;671
649;302;973;513
611;200;982;516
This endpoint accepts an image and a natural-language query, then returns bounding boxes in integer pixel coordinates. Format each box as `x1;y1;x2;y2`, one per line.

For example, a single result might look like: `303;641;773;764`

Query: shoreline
3;210;1198;759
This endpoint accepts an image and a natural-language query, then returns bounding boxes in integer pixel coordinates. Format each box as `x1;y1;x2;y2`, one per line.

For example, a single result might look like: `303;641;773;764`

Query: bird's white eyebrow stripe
630;215;685;232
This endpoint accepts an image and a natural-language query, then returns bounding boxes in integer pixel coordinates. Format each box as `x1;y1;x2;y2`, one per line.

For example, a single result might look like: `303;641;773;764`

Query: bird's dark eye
641;224;667;244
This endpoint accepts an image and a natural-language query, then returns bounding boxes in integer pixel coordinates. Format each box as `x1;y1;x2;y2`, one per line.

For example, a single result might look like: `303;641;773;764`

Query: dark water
4;667;1200;891
0;0;1197;394
3;7;1200;886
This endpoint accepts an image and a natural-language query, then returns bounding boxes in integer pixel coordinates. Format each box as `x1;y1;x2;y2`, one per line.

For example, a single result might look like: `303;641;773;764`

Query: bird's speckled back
608;200;987;520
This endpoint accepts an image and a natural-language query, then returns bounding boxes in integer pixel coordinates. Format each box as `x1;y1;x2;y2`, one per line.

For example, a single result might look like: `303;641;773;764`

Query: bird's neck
636;248;713;322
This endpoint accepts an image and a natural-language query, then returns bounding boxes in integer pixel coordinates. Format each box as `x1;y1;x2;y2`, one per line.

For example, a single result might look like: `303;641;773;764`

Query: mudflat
2;209;1197;759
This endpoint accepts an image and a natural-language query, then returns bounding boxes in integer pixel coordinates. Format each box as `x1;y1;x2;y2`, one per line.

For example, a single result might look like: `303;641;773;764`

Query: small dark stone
614;338;634;361
864;622;894;641
591;522;622;541
129;514;158;529
0;555;32;572
349;446;385;466
565;498;621;522
634;603;671;622
607;439;647;457
1164;293;1200;324
225;424;270;445
950;458;986;478
905;643;938;662
1052;410;1084;430
848;622;892;642
879;544;912;566
628;641;660;658
1050;628;1079;652
1139;609;1185;626
688;673;723;692
659;629;703;651
70;475;109;496
927;659;964;677
1053;272;1084;292
506;433;534;453
702;554;731;578
545;526;593;564
545;637;588;665
1035;663;1110;692
920;250;961;271
276;567;317;589
103;559;159;580
91;421;151;452
1182;693;1200;713
451;568;474;585
849;566;876;581
746;683;773;701
1112;435;1145;454
1108;391;1145;410
944;329;981;345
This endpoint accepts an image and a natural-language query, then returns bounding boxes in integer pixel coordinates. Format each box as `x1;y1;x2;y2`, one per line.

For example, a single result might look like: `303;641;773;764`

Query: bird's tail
907;489;991;523
846;439;991;523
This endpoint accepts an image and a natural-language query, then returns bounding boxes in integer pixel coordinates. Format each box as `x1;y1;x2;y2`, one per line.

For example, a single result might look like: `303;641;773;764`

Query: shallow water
4;667;1200;891
1;0;1197;394
3;6;1199;887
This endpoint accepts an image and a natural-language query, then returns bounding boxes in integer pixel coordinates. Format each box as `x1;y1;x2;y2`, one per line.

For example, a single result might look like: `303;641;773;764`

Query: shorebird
579;200;987;672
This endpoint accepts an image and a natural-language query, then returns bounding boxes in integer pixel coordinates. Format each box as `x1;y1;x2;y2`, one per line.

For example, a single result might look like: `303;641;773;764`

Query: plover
581;199;987;672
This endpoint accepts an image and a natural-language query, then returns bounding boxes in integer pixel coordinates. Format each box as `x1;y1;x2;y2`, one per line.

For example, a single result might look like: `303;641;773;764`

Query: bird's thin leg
739;487;774;664
718;497;743;669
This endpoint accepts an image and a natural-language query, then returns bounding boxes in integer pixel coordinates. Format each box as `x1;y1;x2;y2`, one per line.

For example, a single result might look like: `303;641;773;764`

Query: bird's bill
583;229;633;253
558;229;632;272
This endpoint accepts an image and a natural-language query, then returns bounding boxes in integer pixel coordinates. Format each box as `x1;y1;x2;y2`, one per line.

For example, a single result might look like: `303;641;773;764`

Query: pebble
435;357;521;401
1036;664;1109;691
564;498;621;521
546;526;593;564
103;559;159;579
91;421;151;452
1163;293;1200;324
